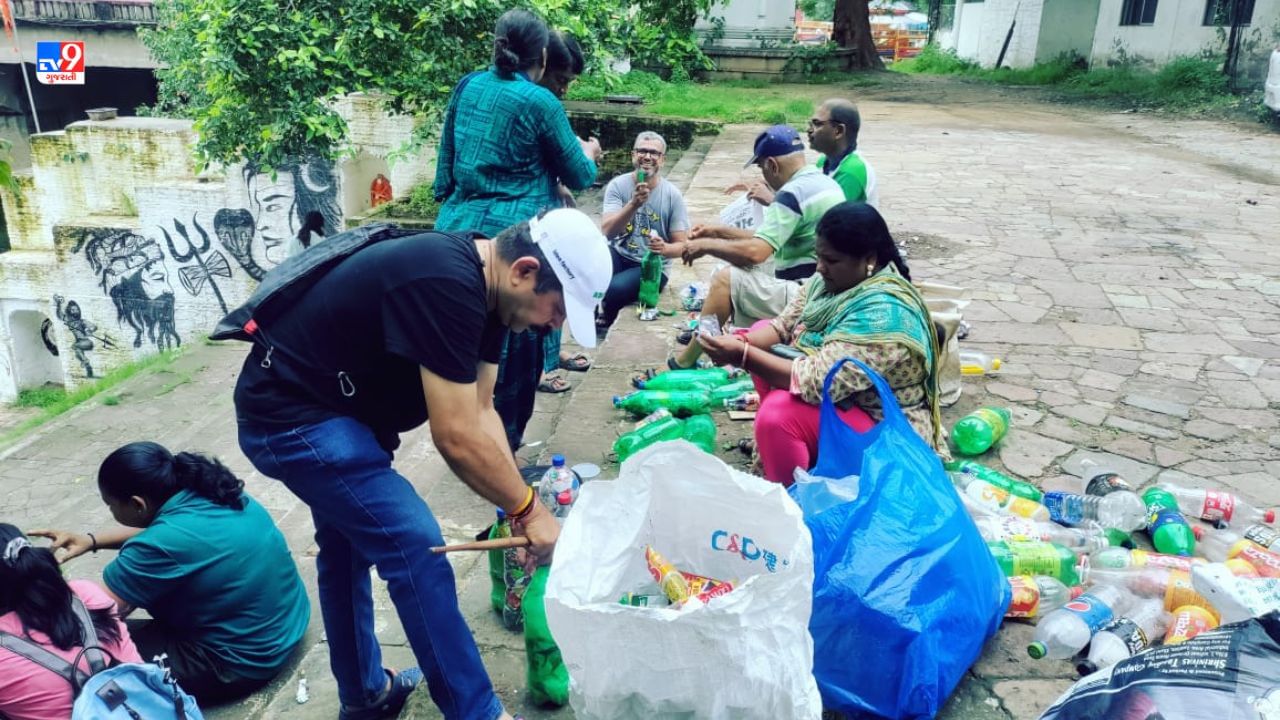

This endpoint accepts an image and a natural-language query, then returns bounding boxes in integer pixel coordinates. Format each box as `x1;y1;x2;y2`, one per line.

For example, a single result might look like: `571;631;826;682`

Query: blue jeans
238;416;503;720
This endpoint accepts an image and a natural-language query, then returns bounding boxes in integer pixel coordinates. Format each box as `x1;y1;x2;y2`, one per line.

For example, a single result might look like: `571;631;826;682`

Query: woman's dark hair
546;30;585;76
816;202;910;281
493;9;549;76
0;524;121;651
98;442;245;510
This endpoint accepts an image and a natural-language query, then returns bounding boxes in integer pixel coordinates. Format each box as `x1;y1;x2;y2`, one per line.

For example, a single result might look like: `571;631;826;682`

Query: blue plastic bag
795;358;1010;718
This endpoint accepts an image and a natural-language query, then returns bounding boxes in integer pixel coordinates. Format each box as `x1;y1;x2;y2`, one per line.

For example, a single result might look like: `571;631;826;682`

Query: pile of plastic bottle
618;546;736;609
954;456;1280;677
610;366;761;460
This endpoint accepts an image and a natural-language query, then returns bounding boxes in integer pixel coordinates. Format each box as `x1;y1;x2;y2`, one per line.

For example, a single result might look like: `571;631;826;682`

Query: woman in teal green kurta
433;9;600;450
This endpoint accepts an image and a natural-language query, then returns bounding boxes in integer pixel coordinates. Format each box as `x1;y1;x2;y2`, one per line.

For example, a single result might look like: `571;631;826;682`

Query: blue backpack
0;598;202;719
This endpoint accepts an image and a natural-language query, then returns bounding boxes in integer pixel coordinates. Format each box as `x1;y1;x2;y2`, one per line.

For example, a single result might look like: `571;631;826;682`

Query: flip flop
538;375;572;394
560;352;592;372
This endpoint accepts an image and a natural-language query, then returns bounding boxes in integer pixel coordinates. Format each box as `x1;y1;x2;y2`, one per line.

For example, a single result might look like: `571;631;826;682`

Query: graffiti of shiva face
247;170;299;268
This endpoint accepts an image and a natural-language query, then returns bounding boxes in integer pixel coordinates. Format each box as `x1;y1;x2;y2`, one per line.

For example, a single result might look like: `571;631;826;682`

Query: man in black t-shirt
235;209;611;720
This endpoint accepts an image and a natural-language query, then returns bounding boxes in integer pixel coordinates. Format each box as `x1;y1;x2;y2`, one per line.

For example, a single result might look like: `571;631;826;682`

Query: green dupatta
794;265;943;446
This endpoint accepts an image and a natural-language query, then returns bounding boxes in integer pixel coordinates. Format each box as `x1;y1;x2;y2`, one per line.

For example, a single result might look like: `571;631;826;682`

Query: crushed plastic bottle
959;350;1002;375
538;455;580;521
1088;566;1218;617
950;407;1012;456
1027;585;1133;660
1157;482;1276;527
1076;599;1168;676
1194;525;1280;577
1005;575;1083;619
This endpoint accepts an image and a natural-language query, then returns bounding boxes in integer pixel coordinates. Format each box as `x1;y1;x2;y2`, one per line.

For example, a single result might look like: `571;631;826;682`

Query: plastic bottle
1086;566;1216;616
1091;547;1206;573
614;413;685;461
944;459;1043;501
1194;525;1280;577
723;392;760;412
1163;605;1218;645
538;455;579;521
1141;487;1196;556
950;407;1012;456
645;546;691;604
1076;599;1169;676
952;472;1051;522
679;414;717;454
1042;491;1149;533
487;508;508;615
613;390;712;417
1074;459;1149;530
1005;575;1083;619
523;566;569;705
959;350;1002;376
988;541;1086;586
1027;585;1133;660
638;367;738;391
976;516;1112;554
707;378;757;404
637;233;663;309
1157;482;1276;527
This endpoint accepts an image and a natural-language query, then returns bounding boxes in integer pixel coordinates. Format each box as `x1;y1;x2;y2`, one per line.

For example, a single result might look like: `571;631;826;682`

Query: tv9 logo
36;41;85;85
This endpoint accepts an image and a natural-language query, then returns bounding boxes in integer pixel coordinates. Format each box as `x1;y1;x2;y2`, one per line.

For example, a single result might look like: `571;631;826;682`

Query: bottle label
1043;491;1084;525
1233;542;1280;578
1005;576;1041;618
1007;496;1046;520
1131;549;1198;572
972;407;1008;435
1100;617;1148;655
1010;543;1068;578
1147;508;1189;534
1063;595;1114;633
1244;525;1279;549
1163;606;1217;645
1200;490;1236;523
1163;570;1216;614
965;482;1008;513
1085;472;1133;497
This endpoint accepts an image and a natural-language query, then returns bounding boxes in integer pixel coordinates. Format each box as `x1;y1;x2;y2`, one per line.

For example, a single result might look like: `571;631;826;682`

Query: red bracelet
507;487;536;521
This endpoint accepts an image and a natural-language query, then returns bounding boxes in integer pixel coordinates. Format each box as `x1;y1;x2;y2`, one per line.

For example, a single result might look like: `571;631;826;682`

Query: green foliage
14;386;67;408
405;183;442;217
783;43;840;76
142;0;714;169
0;138;19;196
894;44;979;75
799;0;835;21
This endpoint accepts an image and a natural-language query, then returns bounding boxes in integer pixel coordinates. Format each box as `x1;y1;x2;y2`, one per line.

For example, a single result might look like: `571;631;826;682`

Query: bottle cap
496;508;506;520
636;380;648;389
991;358;1002;371
552;454;566;467
1069;585;1085;599
612;395;624;406
1027;642;1048;660
1266;509;1276;524
1075;659;1097;676
1192;525;1205;541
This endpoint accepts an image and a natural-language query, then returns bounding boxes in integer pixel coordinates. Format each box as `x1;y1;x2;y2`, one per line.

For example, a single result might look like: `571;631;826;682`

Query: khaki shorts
728;264;800;327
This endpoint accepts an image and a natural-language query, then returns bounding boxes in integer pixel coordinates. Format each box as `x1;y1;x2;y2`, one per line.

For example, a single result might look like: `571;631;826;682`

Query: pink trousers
742;321;875;485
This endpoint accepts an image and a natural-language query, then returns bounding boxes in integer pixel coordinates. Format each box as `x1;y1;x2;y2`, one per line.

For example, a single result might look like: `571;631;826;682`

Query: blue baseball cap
745;125;805;168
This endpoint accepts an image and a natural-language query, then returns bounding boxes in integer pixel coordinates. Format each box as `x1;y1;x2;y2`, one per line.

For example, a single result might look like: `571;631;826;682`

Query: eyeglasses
633;148;665;157
808;118;841;130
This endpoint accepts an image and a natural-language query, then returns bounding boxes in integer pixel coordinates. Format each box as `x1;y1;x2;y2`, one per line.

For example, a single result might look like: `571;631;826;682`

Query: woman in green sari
698;202;944;483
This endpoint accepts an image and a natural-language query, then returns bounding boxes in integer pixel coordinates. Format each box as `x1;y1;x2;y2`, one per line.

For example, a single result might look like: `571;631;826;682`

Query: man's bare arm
424;367;527;511
684;237;775;268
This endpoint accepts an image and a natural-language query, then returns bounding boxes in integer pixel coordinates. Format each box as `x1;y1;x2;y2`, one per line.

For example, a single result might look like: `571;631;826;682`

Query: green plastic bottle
1142;487;1196;557
707;378;757;404
987;540;1083;586
639;367;738;391
523;566;569;707
951;407;1012;456
680;414;717;454
614;413;685;461
487;509;507;615
613;390;712;417
638;247;663;309
944;459;1043;501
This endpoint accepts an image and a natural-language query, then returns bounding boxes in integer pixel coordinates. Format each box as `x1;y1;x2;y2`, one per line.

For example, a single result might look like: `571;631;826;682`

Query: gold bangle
508;487;536;520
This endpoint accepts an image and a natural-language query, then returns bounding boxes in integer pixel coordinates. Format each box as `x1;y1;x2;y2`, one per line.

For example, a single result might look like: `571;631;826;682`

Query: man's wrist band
508;487;536;521
87;532;98;553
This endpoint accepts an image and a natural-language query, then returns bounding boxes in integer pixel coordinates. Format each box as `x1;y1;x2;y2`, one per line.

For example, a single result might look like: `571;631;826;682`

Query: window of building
1203;0;1255;25
1120;0;1159;25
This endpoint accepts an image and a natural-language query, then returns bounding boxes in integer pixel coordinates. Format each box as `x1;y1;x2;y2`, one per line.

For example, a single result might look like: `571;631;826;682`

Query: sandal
676;330;694;345
559;352;592;372
538;374;572;394
338;667;423;720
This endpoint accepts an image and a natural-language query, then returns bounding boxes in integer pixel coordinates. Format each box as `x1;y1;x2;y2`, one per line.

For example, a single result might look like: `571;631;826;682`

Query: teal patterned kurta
433;68;597;236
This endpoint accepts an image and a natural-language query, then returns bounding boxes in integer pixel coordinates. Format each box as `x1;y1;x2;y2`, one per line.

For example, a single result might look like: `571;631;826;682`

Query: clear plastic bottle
1005;575;1082;619
1027;585;1133;660
975;516;1111;554
1072;459;1149;531
987;540;1086;586
944;460;1043;501
951;407;1012;456
959;350;1002;376
1194;525;1280;577
1091;547;1205;573
1076;599;1169;676
952;472;1051;522
1087;567;1217;616
538;455;579;521
1157;482;1276;527
1042;490;1149;532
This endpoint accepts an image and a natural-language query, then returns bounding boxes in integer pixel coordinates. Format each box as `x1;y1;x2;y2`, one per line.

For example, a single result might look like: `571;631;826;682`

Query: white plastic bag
719;193;765;231
545;442;821;720
916;281;971;407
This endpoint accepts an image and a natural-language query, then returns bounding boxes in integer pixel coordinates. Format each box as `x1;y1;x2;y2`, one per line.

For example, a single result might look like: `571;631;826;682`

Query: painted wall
1036;0;1102;64
698;0;798;47
0;96;431;402
1092;0;1280;70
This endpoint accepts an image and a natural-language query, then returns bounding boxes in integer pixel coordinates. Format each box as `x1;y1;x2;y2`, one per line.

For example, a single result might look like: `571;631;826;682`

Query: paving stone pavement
2;86;1279;719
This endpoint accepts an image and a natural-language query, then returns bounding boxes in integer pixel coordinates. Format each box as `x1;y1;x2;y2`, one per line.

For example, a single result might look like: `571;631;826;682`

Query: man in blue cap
670;124;844;369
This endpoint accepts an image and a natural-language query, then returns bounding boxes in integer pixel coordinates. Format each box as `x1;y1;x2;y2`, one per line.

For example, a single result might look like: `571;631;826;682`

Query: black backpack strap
69;597;107;674
0;629;90;688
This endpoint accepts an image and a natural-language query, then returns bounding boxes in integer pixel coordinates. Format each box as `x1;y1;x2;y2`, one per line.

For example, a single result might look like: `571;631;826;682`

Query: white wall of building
1092;0;1280;67
698;0;798;46
947;0;1050;68
1036;0;1102;64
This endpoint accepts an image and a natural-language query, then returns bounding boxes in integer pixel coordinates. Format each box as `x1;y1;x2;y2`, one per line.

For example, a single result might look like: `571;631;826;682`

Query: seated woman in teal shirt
36;442;310;705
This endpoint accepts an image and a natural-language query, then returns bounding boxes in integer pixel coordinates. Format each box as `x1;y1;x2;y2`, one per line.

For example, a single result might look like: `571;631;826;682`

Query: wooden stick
430;536;531;554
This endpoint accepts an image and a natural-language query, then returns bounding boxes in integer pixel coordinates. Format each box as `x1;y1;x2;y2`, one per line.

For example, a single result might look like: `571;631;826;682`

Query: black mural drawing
216;159;342;281
40;318;59;356
54;295;116;378
162;214;232;314
83;231;181;350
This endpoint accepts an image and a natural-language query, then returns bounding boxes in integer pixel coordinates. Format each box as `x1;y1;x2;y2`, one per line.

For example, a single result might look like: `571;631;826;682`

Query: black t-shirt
234;232;506;448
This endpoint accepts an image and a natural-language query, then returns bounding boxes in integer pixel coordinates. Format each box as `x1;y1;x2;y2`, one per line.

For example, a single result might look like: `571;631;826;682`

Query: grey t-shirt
602;174;691;264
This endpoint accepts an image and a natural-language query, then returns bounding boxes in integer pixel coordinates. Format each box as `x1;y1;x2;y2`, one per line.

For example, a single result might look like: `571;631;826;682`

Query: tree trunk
833;0;884;70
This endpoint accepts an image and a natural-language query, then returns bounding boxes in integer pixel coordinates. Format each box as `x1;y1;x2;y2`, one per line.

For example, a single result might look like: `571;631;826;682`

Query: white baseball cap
528;209;612;349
